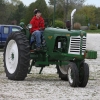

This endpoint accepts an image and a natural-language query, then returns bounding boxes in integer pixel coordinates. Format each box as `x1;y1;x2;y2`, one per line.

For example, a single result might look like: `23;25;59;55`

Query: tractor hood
44;27;86;37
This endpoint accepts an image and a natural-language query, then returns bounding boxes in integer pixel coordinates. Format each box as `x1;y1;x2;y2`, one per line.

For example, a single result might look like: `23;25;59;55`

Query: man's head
34;9;41;18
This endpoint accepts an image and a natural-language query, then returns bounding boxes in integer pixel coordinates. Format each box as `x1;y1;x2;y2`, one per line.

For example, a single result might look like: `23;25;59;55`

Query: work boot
34;47;41;51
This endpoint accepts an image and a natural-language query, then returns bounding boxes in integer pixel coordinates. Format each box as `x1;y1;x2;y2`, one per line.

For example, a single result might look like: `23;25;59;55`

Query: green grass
86;29;100;33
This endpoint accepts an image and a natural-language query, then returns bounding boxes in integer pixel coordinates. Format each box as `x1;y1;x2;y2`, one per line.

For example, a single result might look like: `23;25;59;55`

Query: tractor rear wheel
56;65;68;81
79;63;89;87
4;32;30;80
67;62;79;87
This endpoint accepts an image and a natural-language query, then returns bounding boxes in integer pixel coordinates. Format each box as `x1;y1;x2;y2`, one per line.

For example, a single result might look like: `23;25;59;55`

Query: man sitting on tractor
30;9;45;50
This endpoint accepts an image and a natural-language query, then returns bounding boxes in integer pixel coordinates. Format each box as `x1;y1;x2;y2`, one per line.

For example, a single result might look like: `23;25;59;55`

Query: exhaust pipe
71;9;76;29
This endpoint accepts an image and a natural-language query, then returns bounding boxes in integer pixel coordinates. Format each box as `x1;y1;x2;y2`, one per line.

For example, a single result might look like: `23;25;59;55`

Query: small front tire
79;63;89;87
56;65;68;81
67;62;79;87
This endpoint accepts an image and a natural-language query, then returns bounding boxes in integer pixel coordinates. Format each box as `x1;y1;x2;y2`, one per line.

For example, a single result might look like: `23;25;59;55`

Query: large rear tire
79;63;89;87
4;32;30;80
67;62;79;87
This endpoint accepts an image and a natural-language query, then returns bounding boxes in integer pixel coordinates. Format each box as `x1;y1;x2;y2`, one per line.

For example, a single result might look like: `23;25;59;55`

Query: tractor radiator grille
68;36;86;55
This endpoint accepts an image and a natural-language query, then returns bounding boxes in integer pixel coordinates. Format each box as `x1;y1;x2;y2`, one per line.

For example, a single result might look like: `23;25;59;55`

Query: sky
84;0;100;7
19;0;100;7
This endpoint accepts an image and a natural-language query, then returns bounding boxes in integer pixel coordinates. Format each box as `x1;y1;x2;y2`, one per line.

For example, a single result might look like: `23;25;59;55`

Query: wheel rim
68;67;73;84
59;65;67;74
5;40;18;74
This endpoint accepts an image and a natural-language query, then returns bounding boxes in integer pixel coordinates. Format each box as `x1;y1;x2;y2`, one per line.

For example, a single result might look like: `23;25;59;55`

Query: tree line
0;0;100;28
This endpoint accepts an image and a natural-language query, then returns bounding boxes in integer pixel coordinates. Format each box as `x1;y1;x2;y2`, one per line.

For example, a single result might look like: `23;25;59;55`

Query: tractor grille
82;36;87;54
68;36;86;55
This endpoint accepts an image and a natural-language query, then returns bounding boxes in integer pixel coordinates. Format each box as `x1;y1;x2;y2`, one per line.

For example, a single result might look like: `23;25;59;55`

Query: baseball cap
34;9;41;14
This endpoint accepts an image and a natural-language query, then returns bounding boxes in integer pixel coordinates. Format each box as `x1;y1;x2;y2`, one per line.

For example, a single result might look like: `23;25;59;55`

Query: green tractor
3;22;97;87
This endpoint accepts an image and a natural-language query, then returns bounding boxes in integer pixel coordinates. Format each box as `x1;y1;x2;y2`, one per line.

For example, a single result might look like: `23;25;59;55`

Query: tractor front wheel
79;63;89;87
56;65;68;81
67;62;79;87
4;32;30;80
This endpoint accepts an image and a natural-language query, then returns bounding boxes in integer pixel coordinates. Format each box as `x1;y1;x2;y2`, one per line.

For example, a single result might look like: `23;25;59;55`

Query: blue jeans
31;30;43;48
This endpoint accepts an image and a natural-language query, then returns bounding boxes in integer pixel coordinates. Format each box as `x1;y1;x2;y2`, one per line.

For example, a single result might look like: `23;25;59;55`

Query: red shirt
30;16;45;33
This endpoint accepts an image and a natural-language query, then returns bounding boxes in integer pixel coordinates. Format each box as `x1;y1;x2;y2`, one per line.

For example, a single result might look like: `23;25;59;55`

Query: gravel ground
0;34;100;100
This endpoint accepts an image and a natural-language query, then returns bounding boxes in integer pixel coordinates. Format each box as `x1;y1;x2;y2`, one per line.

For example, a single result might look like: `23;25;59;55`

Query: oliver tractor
3;22;97;87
